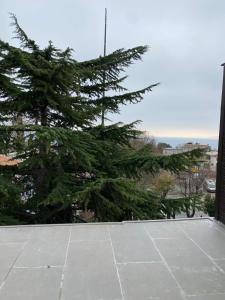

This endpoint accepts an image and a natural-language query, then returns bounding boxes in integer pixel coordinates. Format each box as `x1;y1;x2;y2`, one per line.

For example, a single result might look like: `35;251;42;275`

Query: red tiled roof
0;155;21;166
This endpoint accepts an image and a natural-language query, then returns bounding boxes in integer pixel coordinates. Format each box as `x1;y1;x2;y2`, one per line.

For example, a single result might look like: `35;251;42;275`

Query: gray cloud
1;0;224;137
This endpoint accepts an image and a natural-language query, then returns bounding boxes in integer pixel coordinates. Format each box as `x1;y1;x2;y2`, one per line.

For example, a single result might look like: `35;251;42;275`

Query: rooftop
0;218;225;300
0;155;21;166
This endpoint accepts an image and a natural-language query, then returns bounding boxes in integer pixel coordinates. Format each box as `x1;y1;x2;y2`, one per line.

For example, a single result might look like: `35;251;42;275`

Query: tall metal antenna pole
101;8;107;126
104;8;107;57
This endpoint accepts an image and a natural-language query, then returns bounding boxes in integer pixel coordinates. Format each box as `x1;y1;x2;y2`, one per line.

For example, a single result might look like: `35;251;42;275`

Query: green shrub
203;194;215;217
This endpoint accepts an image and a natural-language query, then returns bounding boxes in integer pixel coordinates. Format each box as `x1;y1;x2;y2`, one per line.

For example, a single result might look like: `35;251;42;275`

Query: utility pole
215;63;225;224
101;8;107;126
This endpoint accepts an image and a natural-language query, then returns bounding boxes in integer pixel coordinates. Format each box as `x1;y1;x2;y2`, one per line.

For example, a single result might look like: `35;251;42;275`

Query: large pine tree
0;15;201;223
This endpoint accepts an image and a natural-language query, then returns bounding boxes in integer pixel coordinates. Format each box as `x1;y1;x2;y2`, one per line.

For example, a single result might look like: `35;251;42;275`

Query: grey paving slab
155;236;225;295
155;236;213;267
0;243;24;284
15;226;70;267
0;267;62;300
1;219;225;300
187;294;225;300
214;259;225;272
109;223;160;263
144;221;186;239
179;219;225;259
62;240;122;300
118;262;184;300
0;227;32;243
70;224;109;241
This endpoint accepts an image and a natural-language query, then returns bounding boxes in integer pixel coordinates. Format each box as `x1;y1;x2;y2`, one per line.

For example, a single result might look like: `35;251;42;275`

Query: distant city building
163;142;211;156
163;142;217;172
206;150;217;172
163;148;186;155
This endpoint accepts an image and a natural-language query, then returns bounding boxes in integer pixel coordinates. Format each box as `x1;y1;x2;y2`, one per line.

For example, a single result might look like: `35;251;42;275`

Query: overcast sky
1;0;225;138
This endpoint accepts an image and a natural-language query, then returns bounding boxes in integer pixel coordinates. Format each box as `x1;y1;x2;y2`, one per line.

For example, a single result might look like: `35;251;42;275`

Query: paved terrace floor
0;218;225;300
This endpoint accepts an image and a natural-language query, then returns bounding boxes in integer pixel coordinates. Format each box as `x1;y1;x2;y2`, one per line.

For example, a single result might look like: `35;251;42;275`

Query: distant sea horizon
155;136;218;150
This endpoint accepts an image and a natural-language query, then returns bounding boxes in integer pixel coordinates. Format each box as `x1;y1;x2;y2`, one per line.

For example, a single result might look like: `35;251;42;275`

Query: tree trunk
35;106;49;201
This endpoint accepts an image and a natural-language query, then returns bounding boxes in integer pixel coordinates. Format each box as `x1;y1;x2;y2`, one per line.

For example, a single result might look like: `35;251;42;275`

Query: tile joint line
179;225;225;275
107;226;125;300
58;227;72;300
0;241;28;291
143;224;187;300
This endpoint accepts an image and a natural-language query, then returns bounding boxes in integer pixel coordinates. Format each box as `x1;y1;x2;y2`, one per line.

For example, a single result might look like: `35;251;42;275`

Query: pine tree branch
9;13;39;51
92;83;159;112
79;76;128;96
115;149;204;178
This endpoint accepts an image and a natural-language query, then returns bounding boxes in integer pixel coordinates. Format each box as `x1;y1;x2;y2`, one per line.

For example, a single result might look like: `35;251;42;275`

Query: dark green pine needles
0;15;202;224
